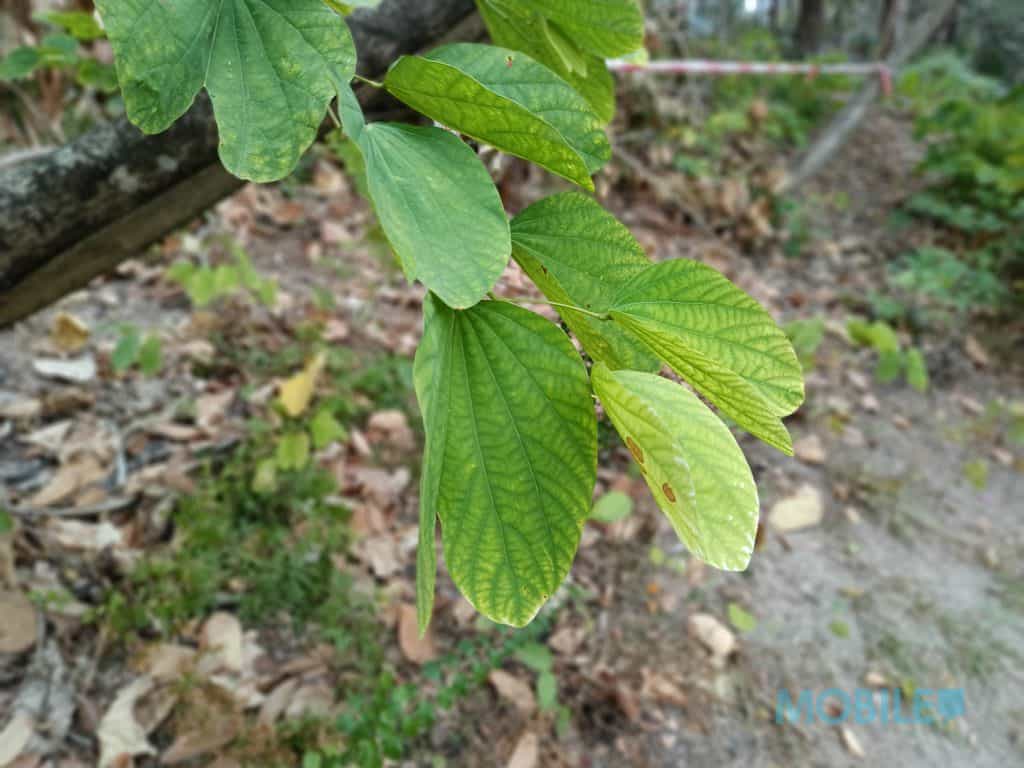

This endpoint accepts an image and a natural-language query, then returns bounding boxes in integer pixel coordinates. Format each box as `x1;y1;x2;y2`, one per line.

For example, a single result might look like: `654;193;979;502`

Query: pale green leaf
413;294;455;632
359;123;510;309
515;642;553;671
592;364;760;571
476;0;615;123
415;296;597;627
95;0;356;182
608;259;804;453
311;409;346;449
138;336;163;376
515;0;644;59
511;192;659;371
537;670;558;710
728;602;757;633
590;491;633;523
112;328;140;373
324;0;381;14
276;431;311;471
384;43;609;189
906;347;929;392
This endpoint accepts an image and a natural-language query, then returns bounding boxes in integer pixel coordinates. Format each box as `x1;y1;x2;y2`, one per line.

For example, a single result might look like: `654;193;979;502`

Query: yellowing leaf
51;311;90;352
278;353;326;418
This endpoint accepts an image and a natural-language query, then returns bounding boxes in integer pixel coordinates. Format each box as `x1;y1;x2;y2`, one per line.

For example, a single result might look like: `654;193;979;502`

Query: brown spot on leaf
662;483;676;503
626;437;644;464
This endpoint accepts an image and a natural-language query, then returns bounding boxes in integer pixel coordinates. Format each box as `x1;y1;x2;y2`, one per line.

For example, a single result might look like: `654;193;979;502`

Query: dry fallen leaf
29;454;106;508
284;683;334;719
46;520;123;551
97;678;157;768
0;393;42;420
398;603;438;665
0;590;39;654
0;712;35;767
199;612;244;673
366;409;415;452
259;678;299;726
21;420;73;455
32;356;97;384
964;335;989;367
141;643;197;681
51;312;90;353
488;670;536;715
793;434;826;465
278;352;326;418
768;484;824;532
840;725;865;758
506;731;539;768
196;389;236;432
641;668;688;709
358;535;402;579
688;613;737;668
548;625;584;657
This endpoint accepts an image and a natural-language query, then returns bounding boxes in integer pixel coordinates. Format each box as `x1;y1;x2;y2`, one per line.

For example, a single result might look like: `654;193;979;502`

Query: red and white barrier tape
607;59;894;95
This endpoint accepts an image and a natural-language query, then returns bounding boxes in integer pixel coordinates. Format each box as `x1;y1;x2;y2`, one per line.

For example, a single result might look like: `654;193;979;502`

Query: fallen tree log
0;0;476;328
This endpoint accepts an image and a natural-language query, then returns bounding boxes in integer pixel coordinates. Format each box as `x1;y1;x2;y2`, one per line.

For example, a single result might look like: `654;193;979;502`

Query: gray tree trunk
0;0;476;328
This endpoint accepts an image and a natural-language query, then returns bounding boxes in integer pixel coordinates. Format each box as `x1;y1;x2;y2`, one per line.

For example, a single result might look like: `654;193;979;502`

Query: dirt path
1;114;1021;768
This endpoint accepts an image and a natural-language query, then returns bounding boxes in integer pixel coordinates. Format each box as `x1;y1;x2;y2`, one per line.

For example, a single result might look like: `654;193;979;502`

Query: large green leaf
359;123;510;309
511;192;659;371
415;296;597;627
413;294;455;632
384;43;609;190
515;0;644;59
475;0;615;123
608;260;804;454
592;364;759;571
95;0;356;182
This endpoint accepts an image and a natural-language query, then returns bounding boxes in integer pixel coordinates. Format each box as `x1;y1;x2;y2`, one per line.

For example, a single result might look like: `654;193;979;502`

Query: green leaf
384;43;609;189
41;10;105;41
311;409;347;449
94;0;356;182
590;491;633;523
415;296;597;627
537;670;558;710
829;619;850;638
112;328;140;373
905;347;929;392
727;602;758;633
515;0;644;59
591;364;760;571
515;642;553;672
324;0;382;13
476;0;615;123
511;192;659;371
276;432;311;471
253;458;279;494
138;336;163;376
0;47;43;81
608;259;804;453
875;350;905;383
358;123;510;309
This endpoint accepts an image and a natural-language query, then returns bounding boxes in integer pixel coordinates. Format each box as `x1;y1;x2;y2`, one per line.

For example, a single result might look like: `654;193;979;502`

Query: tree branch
0;0;476;328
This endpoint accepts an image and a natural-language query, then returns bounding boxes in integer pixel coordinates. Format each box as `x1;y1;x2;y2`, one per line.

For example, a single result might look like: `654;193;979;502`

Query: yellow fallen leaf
51;312;90;353
278;352;325;417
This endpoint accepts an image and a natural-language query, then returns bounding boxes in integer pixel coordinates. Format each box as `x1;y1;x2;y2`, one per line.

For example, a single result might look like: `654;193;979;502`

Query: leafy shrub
898;53;1024;311
0;11;117;93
